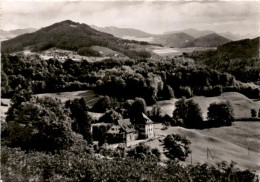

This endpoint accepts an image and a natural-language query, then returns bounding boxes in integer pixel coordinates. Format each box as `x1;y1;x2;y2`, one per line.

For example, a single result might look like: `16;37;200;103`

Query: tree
163;134;191;161
207;101;234;126
91;96;112;113
147;105;164;123
251;109;256;118
6;89;32;122
173;98;203;128
98;109;122;123
129;98;147;123
3;97;76;152
66;98;93;144
160;84;174;100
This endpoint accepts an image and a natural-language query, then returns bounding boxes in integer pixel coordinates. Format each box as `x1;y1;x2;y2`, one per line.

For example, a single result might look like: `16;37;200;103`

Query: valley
1;12;259;181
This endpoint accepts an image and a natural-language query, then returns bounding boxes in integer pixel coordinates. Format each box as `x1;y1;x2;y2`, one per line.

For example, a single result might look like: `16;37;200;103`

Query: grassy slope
146;122;260;174
155;92;260;119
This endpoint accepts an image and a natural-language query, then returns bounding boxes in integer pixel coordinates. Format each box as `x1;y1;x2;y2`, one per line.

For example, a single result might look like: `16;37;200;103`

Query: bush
207;101;234;127
163;134;191;161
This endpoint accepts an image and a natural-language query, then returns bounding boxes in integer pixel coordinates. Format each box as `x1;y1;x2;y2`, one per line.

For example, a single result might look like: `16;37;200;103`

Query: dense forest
185;37;260;84
2;53;259;103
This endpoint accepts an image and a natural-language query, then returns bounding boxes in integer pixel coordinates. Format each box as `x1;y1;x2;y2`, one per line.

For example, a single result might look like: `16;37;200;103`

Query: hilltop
184;33;231;47
153;32;195;48
1;20;151;59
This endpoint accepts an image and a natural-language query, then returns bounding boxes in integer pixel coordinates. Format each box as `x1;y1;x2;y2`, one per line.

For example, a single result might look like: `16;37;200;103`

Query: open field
35;90;99;106
145;122;260;174
154;92;260;120
149;46;216;58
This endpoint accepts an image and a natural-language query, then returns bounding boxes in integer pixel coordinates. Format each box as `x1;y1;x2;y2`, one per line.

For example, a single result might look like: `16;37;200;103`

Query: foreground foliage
1;146;258;182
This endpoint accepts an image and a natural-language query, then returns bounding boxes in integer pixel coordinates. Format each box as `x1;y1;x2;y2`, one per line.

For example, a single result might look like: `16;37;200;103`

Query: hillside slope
185;33;231;47
188;37;260;83
155;92;260;119
1;20;151;59
148;122;260;174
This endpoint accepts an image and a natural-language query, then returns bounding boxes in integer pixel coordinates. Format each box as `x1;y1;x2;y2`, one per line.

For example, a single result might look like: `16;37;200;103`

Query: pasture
154;92;260;120
146;121;260;175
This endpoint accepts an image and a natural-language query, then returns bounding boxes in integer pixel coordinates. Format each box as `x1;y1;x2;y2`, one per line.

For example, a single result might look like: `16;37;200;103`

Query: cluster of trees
2;91;92;152
251;108;260;118
172;98;234;128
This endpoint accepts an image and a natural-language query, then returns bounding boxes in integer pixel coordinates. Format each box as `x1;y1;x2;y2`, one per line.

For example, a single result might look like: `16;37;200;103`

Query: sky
1;0;259;35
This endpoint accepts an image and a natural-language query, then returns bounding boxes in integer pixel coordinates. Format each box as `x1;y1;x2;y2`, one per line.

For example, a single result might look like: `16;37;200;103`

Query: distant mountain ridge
184;33;231;47
90;26;236;47
0;28;37;41
164;28;215;38
1;20;152;59
90;25;152;38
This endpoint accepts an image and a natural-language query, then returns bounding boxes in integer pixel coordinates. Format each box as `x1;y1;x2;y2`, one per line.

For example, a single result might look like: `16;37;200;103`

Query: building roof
118;119;136;133
107;119;136;134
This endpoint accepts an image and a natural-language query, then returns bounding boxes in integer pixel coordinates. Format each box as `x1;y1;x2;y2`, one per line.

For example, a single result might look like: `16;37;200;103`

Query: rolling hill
153;32;195;48
1;20;151;59
154;92;260;120
184;33;231;47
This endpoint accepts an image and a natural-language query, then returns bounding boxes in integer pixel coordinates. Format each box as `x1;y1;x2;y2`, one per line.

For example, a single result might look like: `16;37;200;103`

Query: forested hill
216;37;259;59
1;20;151;59
184;33;231;47
187;37;260;83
